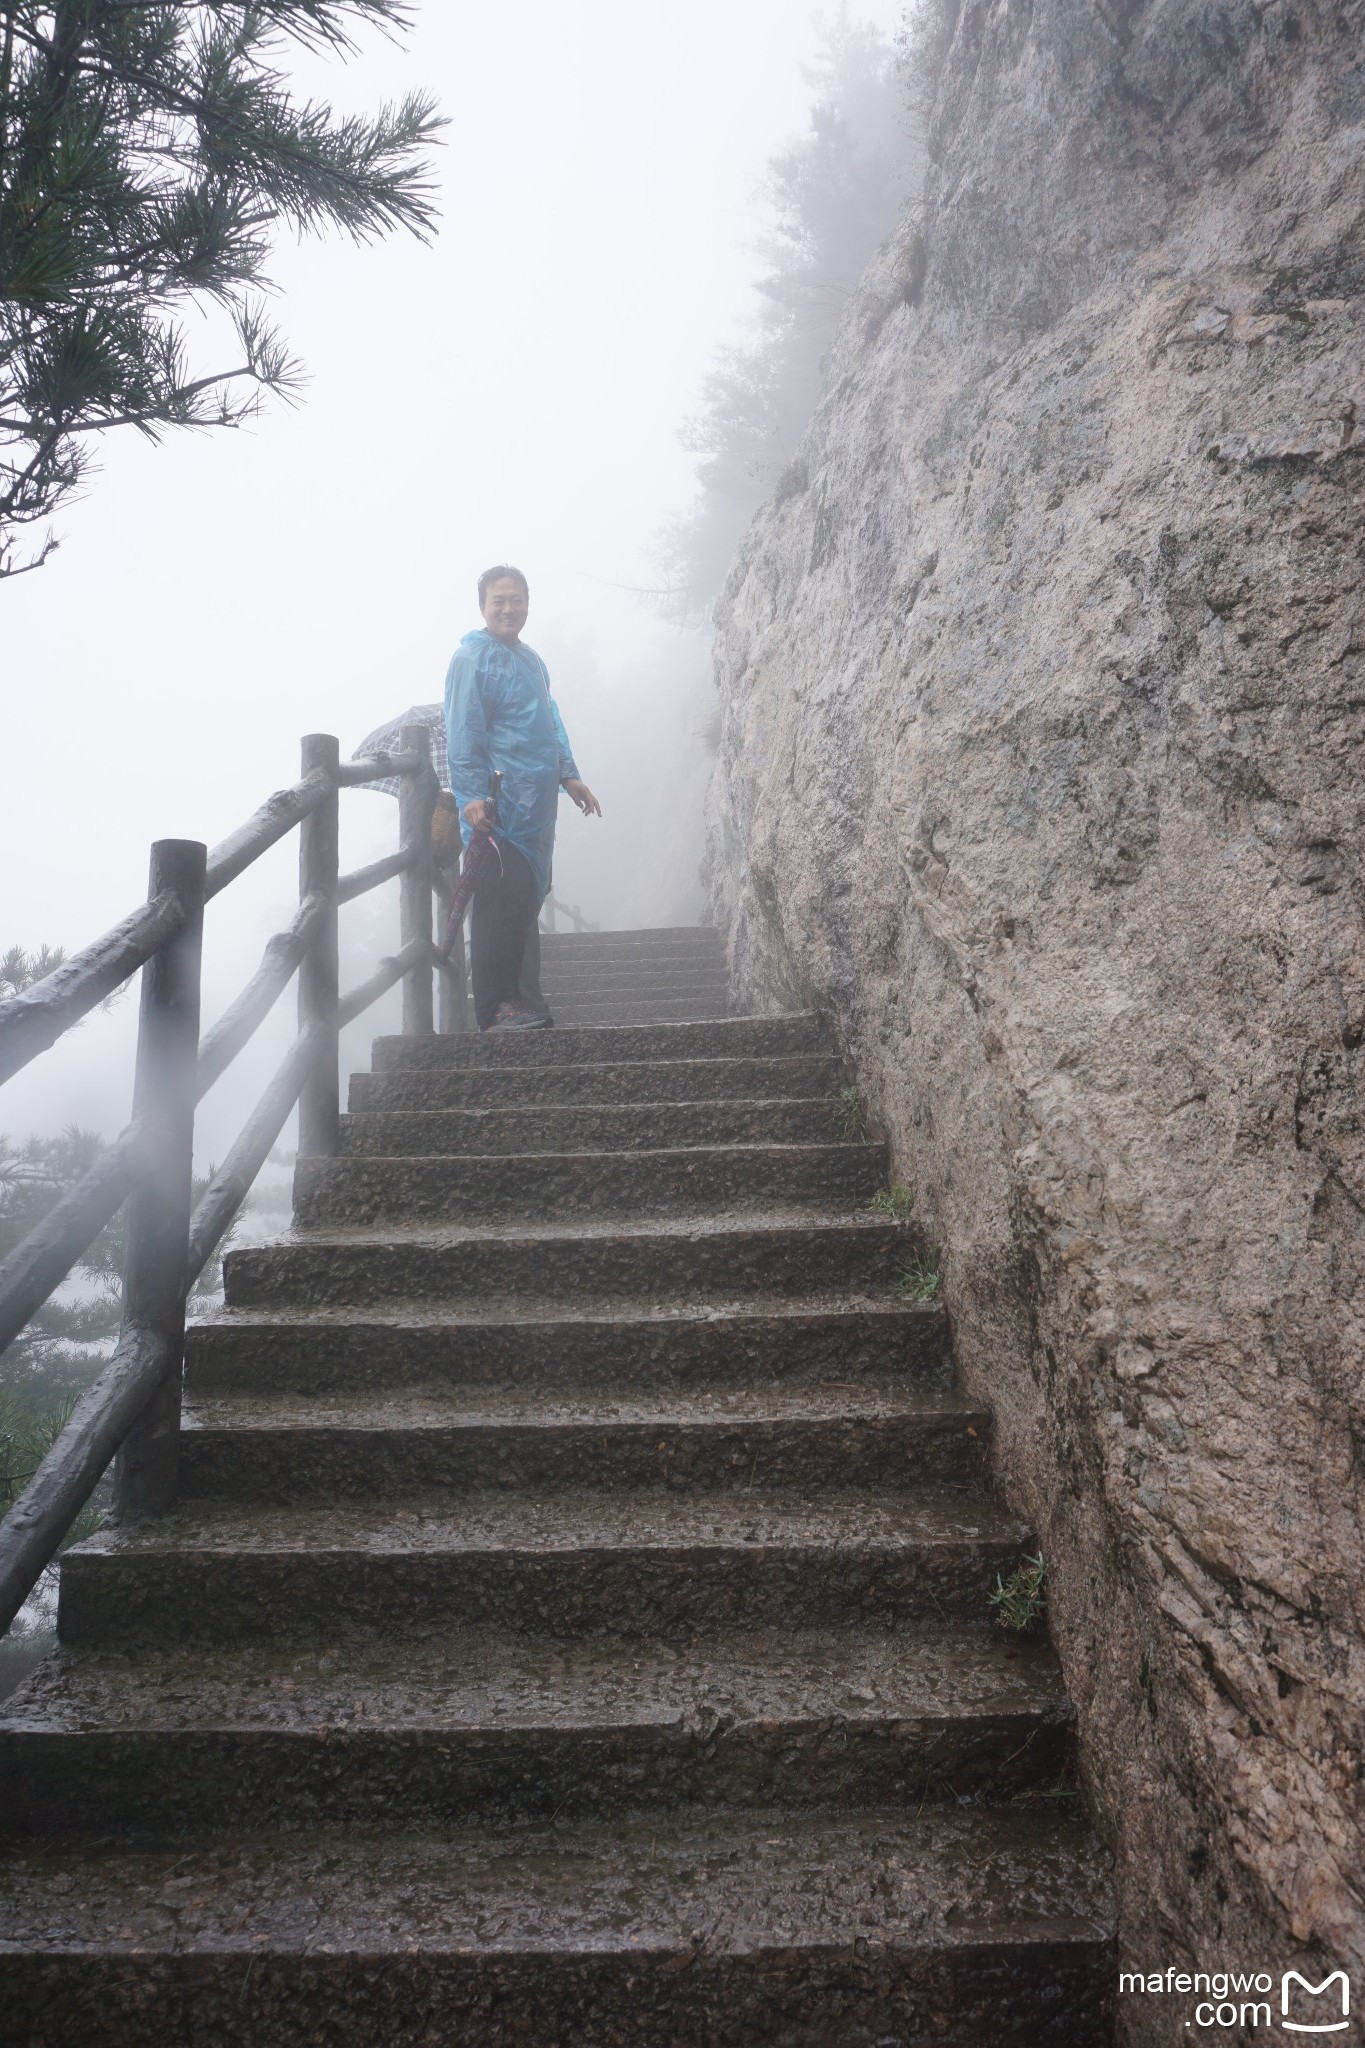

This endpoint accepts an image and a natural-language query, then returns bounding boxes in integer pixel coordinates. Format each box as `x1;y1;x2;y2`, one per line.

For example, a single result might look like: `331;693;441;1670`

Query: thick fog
0;0;905;1168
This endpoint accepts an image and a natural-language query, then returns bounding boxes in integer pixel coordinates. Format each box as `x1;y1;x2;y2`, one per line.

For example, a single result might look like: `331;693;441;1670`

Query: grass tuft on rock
838;1086;870;1142
896;1247;940;1301
989;1555;1048;1633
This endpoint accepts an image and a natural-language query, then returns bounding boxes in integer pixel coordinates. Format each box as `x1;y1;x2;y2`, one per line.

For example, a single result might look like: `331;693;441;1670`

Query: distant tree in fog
657;12;921;623
0;1;443;579
0;1118;238;1389
0;940;232;1393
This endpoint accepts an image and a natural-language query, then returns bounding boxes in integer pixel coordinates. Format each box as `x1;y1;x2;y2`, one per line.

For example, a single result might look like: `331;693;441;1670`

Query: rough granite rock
706;0;1364;2034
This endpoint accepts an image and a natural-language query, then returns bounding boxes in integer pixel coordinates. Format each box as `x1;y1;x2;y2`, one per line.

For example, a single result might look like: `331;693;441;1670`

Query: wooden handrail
112;839;206;1516
337;847;413;906
0;1325;168;1638
204;770;333;901
196;892;329;1097
398;723;437;1037
0;889;187;1089
336;749;426;787
541;893;598;935
338;937;430;1031
186;1022;324;1287
0;728;473;1640
0;1118;154;1357
297;736;340;1159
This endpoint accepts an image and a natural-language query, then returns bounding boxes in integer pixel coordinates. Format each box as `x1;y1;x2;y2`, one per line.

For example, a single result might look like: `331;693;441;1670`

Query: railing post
399;723;436;1036
297;734;340;1157
436;879;471;1035
113;839;206;1518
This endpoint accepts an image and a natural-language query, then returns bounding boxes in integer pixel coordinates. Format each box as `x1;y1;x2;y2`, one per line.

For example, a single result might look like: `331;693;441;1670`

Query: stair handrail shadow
0;724;464;1635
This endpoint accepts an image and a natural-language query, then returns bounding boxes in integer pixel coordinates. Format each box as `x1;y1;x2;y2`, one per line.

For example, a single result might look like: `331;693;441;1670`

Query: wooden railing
540;894;598;935
0;725;467;1634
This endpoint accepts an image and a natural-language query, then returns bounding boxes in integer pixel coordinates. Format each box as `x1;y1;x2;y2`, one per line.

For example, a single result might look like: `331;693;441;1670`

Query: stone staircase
537;924;732;1026
0;926;1114;2045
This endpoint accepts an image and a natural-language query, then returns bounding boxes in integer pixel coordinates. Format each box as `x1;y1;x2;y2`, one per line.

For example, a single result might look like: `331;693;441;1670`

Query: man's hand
564;779;601;817
463;798;497;834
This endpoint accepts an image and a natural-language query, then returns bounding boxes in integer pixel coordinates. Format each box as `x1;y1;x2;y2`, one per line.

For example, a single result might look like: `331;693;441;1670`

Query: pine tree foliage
2;940;129;1010
657;14;920;623
0;1;443;577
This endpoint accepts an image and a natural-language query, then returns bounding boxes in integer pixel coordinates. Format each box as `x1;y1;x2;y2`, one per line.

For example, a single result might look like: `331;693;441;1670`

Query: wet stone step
339;1098;850;1156
539;924;723;953
370;1014;830;1070
292;1143;885;1227
539;959;728;985
222;1215;921;1310
185;1301;952;1398
348;1053;849;1112
540;988;732;1014
175;1386;991;1501
0;1628;1071;1837
0;1809;1115;2048
539;950;726;974
55;1488;1032;1645
542;1001;733;1025
541;970;729;990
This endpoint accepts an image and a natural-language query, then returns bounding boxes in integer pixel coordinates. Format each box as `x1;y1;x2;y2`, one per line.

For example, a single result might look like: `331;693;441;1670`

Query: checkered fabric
350;704;450;797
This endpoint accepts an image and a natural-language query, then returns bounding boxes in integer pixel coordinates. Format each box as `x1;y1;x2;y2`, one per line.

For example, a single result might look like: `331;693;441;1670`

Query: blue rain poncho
443;630;581;902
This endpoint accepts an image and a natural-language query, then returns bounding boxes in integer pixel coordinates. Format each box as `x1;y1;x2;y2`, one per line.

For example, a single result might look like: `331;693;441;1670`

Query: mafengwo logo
1118;1966;1352;2033
1283;1971;1351;2034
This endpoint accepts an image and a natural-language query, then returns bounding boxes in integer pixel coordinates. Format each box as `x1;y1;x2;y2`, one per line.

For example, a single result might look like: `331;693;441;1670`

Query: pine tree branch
0;0;443;576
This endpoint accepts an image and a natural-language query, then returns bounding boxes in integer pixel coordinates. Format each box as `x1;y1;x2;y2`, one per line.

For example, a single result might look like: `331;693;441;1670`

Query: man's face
482;576;529;643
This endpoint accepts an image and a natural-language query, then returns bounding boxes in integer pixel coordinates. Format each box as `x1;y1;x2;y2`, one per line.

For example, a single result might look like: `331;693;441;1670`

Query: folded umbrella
436;773;504;961
437;833;502;961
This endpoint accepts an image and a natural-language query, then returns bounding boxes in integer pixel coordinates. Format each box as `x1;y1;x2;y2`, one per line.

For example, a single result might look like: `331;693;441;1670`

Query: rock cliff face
707;0;1364;2028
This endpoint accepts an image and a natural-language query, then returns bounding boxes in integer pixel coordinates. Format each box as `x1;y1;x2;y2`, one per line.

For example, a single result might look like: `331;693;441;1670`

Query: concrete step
539;965;729;994
540;988;731;1012
56;1487;1033;1645
544;962;732;987
175;1386;990;1502
292;1143;885;1227
339;1097;852;1155
0;1808;1115;2046
542;999;732;1024
0;1627;1070;1837
369;1014;829;1070
538;948;725;971
539;963;727;991
185;1300;952;1398
222;1213;920;1310
539;924;722;954
348;1052;849;1112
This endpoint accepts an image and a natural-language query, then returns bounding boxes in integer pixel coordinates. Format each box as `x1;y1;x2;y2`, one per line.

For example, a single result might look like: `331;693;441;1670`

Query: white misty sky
1;0;907;1155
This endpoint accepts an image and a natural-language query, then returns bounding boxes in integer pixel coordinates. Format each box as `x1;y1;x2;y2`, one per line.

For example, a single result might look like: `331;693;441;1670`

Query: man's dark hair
478;564;529;607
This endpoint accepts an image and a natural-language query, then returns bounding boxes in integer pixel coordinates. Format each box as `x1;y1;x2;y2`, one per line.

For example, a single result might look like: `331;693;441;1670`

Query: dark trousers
470;838;541;1029
517;923;551;1022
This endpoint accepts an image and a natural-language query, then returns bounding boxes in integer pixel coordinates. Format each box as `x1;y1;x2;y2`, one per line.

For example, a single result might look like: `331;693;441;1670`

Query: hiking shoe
486;1002;551;1031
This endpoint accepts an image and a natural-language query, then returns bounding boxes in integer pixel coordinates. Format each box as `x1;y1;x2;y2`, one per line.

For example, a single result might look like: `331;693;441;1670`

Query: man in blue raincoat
445;565;601;1030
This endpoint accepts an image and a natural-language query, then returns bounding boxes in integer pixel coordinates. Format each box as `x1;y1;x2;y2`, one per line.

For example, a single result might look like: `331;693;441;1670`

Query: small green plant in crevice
838;1086;869;1143
868;1182;916;1221
989;1554;1048;1634
896;1246;941;1302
